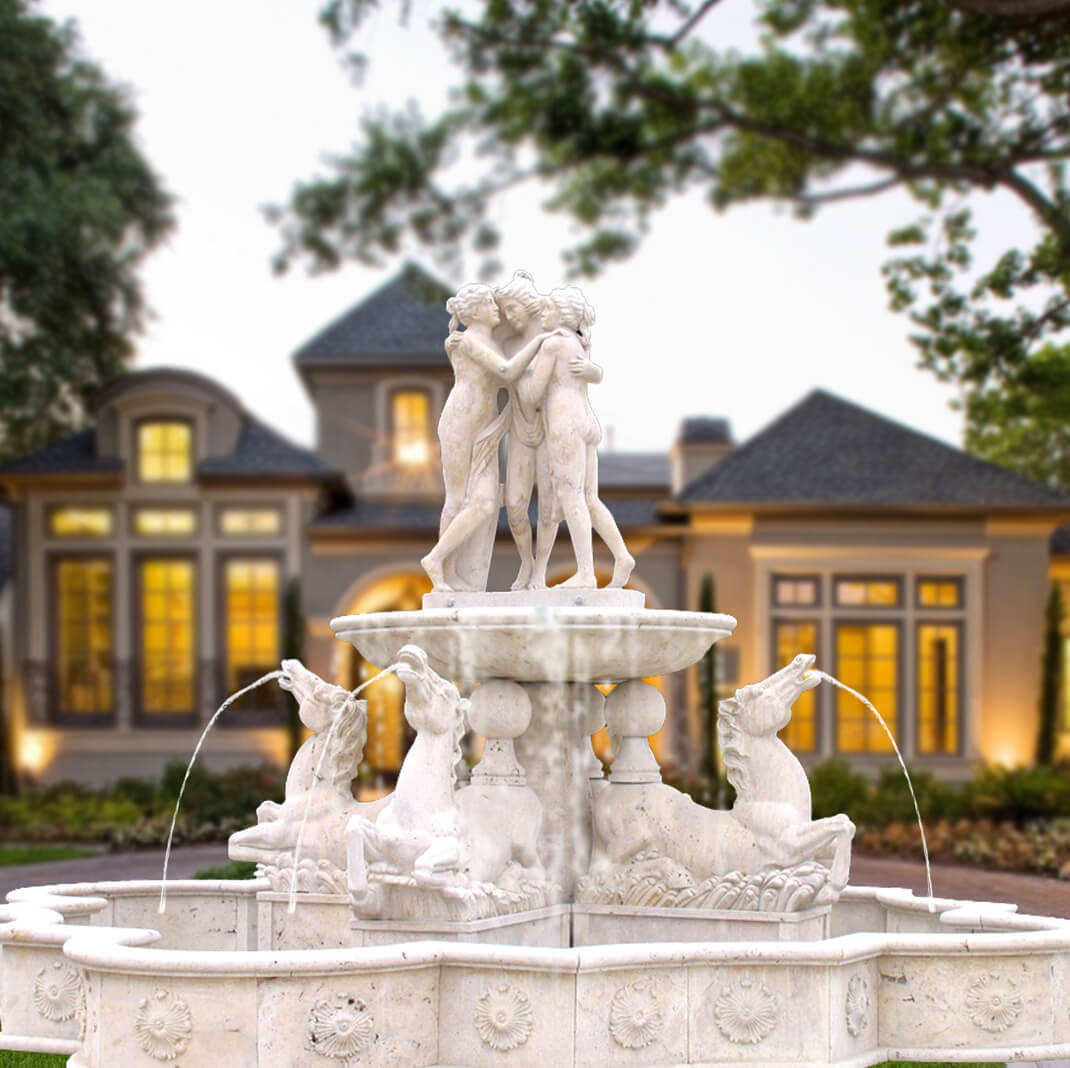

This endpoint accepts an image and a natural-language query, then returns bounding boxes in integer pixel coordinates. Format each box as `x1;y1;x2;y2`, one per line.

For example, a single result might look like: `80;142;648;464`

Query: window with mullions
54;559;113;717
224;559;280;711
835;622;898;752
917;623;961;754
917;578;963;609
772;575;820;607
773;620;818;752
834;577;902;608
137;421;193;483
139;558;196;717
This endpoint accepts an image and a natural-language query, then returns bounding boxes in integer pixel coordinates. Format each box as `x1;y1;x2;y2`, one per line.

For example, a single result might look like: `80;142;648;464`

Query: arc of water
158;670;286;914
287;662;402;914
814;670;935;911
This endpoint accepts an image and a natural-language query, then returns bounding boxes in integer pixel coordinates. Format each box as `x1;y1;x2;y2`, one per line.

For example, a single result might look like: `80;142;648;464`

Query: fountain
3;269;1070;1066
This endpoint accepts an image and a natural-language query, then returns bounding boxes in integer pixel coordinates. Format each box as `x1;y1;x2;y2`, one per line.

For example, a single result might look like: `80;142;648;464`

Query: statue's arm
570;354;603;383
461;331;552;384
523;335;567;407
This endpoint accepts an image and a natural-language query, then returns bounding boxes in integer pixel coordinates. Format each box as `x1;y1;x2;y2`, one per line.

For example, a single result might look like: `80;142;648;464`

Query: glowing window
774;620;818;752
834;577;901;608
772;575;820;607
917;623;960;754
224;559;280;706
835;623;898;752
134;508;197;536
55;559;113;716
391;391;431;467
917;578;963;608
49;508;113;537
137;421;193;483
139;559;195;715
220;508;282;536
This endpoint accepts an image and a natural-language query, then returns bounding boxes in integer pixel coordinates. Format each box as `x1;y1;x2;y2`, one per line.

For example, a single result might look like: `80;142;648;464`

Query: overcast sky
37;0;1037;455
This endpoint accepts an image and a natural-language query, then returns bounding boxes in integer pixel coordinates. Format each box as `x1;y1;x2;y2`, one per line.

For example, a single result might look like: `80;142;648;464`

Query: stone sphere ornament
467;678;532;738
604;679;666;738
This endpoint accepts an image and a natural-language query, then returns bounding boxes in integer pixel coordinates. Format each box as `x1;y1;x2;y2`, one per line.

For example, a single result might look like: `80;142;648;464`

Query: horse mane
328;694;368;793
717;694;750;797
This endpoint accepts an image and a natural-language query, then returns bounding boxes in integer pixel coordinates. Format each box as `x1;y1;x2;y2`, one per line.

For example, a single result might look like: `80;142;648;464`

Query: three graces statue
421;269;635;594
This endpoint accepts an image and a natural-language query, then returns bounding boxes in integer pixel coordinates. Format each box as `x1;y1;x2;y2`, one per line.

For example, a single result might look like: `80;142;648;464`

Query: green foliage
0;843;96;865
0;1052;68;1066
808;757;876;821
1036;582;1065;765
158;761;285;829
192;859;258;880
0;0;173;463
279;0;1070;485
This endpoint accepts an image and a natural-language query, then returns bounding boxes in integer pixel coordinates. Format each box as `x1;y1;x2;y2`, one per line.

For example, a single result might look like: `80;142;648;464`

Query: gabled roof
294;263;452;373
198;418;335;481
0;429;122;477
598;452;670;489
681;389;1070;512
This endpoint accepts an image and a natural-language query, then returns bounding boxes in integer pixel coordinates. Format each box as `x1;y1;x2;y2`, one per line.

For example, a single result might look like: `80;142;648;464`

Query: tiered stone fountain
3;270;1070;1067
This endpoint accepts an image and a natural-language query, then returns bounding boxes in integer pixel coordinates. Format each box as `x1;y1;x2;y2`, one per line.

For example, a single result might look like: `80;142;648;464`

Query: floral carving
474;984;534;1051
609;978;664;1050
845;975;870;1037
32;961;83;1023
135;989;192;1061
965;973;1022;1033
714;978;779;1045
307;994;375;1061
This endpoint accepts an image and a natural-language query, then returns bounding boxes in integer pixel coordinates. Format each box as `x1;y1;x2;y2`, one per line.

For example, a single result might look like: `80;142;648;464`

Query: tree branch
666;0;726;48
947;0;1070;15
791;176;901;204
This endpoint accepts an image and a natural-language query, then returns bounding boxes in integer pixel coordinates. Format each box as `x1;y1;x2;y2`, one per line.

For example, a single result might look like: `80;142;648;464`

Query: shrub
809;759;873;822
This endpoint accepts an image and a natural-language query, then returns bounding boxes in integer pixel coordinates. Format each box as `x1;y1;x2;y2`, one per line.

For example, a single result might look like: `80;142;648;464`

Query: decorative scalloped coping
4;881;1070;1066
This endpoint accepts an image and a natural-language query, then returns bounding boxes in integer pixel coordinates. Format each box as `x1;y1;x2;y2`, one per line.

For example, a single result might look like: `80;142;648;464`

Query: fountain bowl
331;605;737;685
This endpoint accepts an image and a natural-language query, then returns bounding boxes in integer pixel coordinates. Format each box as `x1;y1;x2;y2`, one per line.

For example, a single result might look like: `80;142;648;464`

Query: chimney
671;416;734;494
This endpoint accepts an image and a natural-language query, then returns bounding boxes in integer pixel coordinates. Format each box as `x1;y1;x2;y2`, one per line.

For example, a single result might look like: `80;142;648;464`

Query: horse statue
228;660;377;893
580;655;855;911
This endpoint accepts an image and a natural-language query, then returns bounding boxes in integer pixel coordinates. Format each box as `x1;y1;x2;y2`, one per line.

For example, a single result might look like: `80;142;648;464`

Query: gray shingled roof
294;263;452;370
312;494;667;533
198;418;335;480
678;416;733;445
681;389;1070;510
598;452;670;488
0;428;122;476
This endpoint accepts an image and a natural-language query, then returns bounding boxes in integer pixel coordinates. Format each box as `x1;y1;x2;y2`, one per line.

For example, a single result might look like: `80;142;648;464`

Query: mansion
2;264;1069;786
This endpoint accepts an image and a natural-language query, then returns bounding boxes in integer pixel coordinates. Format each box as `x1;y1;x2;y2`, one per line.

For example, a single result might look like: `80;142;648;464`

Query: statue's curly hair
445;282;496;334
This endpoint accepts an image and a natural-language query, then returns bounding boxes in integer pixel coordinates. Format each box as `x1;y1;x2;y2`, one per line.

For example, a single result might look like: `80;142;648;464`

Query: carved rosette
965;973;1022;1033
307;994;375;1061
474;984;534;1051
714;978;779;1045
32;961;84;1023
608;978;665;1050
845;975;870;1037
135;989;192;1061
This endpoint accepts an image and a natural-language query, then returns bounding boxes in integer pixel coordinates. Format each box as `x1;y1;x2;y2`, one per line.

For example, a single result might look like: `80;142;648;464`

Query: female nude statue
421;283;557;591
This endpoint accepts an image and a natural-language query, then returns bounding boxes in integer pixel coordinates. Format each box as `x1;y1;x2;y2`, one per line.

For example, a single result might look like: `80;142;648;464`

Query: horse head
720;654;819;739
397;644;462;735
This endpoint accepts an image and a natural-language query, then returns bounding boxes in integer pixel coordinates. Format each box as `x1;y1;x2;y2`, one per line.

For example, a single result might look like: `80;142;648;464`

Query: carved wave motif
363;874;557;922
258;857;349;895
307;994;375;1060
577;854;832;912
609;979;665;1050
32;962;83;1023
134;989;192;1061
965;973;1022;1033
474;985;534;1051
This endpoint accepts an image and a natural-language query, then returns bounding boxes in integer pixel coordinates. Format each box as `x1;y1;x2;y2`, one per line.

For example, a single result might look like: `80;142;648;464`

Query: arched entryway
337;571;431;784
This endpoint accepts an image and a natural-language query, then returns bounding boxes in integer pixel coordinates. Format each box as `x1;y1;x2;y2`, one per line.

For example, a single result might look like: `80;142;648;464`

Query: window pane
835;624;898;752
55;559;113;715
225;559;279;708
918;579;962;608
134;509;197;536
49;508;113;537
140;559;195;715
834;577;902;607
220;508;282;535
392;392;431;467
774;620;817;752
917;624;960;754
138;422;192;483
773;576;818;607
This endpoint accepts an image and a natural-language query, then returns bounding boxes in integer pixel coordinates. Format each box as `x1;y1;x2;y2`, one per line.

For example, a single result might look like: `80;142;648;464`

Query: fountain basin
332;606;737;685
4;878;1070;1067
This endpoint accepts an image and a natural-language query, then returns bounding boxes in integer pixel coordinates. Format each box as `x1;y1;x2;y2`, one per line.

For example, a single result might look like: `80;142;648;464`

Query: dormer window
137;421;192;483
391;390;431;468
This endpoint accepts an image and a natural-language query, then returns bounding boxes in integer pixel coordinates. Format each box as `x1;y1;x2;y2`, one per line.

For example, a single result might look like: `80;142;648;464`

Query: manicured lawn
0;844;98;867
0;1052;68;1066
193;859;257;880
